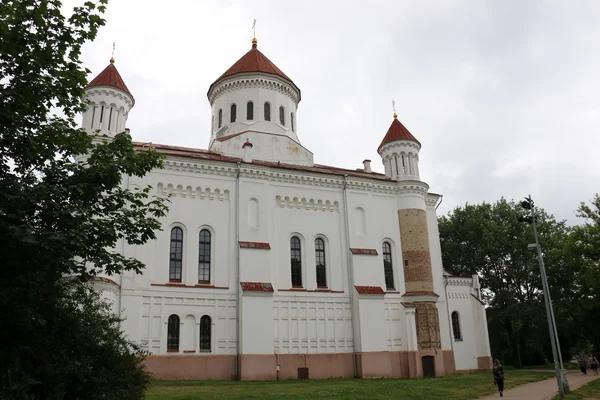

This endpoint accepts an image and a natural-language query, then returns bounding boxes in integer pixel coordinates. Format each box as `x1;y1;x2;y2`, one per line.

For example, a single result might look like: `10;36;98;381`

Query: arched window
291;112;295;132
198;229;211;283
383;242;394;290
279;106;285;125
200;315;212;351
167;314;180;351
246;101;254;120
315;238;326;287
169;227;183;282
218;109;223;128
230;104;236;123
264;102;271;121
290;236;302;287
452;312;462;340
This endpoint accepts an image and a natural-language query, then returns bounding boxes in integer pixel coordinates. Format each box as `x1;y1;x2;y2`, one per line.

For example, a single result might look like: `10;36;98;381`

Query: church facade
83;38;492;380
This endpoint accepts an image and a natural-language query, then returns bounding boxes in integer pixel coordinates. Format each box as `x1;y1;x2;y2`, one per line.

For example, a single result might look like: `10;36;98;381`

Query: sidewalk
477;370;600;400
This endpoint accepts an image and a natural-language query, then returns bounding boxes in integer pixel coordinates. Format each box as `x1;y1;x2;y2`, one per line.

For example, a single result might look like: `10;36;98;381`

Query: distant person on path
579;355;588;375
493;359;505;397
589;355;598;375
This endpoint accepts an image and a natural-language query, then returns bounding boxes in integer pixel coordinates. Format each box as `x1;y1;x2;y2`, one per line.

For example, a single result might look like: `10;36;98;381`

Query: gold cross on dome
392;100;396;114
252;19;256;38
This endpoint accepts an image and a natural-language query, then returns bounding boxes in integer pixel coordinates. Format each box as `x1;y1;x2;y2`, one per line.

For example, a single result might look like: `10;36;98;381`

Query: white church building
82;38;492;380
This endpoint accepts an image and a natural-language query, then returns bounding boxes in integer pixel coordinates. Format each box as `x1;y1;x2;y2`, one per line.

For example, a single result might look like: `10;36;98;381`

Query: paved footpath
477;370;600;400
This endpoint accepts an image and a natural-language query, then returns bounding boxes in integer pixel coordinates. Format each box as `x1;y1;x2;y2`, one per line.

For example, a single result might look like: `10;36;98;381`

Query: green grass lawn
146;370;554;400
552;377;600;399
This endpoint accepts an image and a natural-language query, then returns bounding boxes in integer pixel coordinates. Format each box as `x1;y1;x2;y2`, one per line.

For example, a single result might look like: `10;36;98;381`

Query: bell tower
82;57;134;137
378;113;441;352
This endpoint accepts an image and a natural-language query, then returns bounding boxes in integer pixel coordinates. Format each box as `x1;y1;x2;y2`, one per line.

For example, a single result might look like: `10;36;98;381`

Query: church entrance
422;356;435;378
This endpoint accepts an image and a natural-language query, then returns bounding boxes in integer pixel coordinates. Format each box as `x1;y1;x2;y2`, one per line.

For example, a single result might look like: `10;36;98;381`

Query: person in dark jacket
579;355;588;375
493;359;505;397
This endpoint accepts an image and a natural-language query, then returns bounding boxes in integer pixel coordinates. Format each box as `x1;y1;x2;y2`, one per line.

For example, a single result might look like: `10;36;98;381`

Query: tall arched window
264;102;271;121
218;109;223;128
167;314;180;351
230;104;236;123
246;101;254;120
291;112;295;132
315;238;326;288
200;315;212;351
383;242;394;290
290;236;302;287
198;229;211;283
169;227;183;282
279;106;285;125
452;312;462;340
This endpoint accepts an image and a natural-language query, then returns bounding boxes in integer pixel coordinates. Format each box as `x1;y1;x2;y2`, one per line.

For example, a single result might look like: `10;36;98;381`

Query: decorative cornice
209;75;300;105
239;241;271;250
155;181;230;201
276;195;339;212
159;155;434;197
350;248;378;256
378;140;421;155
85;87;134;109
425;195;440;208
445;277;474;287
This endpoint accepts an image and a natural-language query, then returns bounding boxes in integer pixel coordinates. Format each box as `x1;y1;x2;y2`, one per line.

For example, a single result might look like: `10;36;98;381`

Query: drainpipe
235;162;242;379
444;275;455;355
342;174;358;377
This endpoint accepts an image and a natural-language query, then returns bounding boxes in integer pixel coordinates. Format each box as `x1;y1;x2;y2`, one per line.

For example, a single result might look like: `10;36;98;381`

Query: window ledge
199;350;212;353
279;289;344;293
169;279;182;283
151;283;229;289
167;349;179;353
454;338;463;342
183;350;196;353
386;291;400;294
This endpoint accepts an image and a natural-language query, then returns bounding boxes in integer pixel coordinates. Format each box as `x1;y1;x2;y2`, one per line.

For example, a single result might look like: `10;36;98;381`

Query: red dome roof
378;116;420;151
208;40;299;99
87;59;133;99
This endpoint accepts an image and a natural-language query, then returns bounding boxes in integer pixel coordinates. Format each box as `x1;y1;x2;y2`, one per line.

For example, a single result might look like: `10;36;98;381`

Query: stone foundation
477;356;493;371
145;350;490;381
144;354;236;380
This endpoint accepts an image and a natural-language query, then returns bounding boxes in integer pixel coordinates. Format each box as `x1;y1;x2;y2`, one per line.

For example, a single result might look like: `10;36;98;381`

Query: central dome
207;39;300;100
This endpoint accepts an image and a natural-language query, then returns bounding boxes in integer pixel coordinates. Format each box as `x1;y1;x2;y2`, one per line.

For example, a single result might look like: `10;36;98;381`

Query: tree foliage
438;198;571;366
439;196;600;367
0;1;168;398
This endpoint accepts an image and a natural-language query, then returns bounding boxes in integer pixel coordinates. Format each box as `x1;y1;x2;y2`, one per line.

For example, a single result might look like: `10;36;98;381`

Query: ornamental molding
209;75;300;105
276;195;339;212
424;196;439;208
160;157;433;197
445;277;474;287
155;182;230;201
85;87;134;108
378;140;421;154
162;159;238;178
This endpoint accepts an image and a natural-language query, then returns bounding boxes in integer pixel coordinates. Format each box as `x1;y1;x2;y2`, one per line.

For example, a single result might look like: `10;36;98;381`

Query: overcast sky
69;0;599;224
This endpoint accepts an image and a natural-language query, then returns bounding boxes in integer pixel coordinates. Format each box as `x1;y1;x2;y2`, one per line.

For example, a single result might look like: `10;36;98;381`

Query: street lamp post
520;195;569;399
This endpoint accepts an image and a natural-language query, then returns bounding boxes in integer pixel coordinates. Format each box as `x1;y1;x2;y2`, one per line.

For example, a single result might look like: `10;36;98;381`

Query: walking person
493;359;505;397
590;355;599;375
579;355;588;375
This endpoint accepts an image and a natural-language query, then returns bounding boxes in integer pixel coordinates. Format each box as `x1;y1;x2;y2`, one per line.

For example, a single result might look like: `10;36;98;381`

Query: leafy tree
564;194;600;353
0;1;168;398
438;198;572;367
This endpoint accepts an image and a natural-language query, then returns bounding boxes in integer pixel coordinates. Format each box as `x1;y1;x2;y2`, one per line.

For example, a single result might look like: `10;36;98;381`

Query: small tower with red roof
377;112;421;181
82;57;134;136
